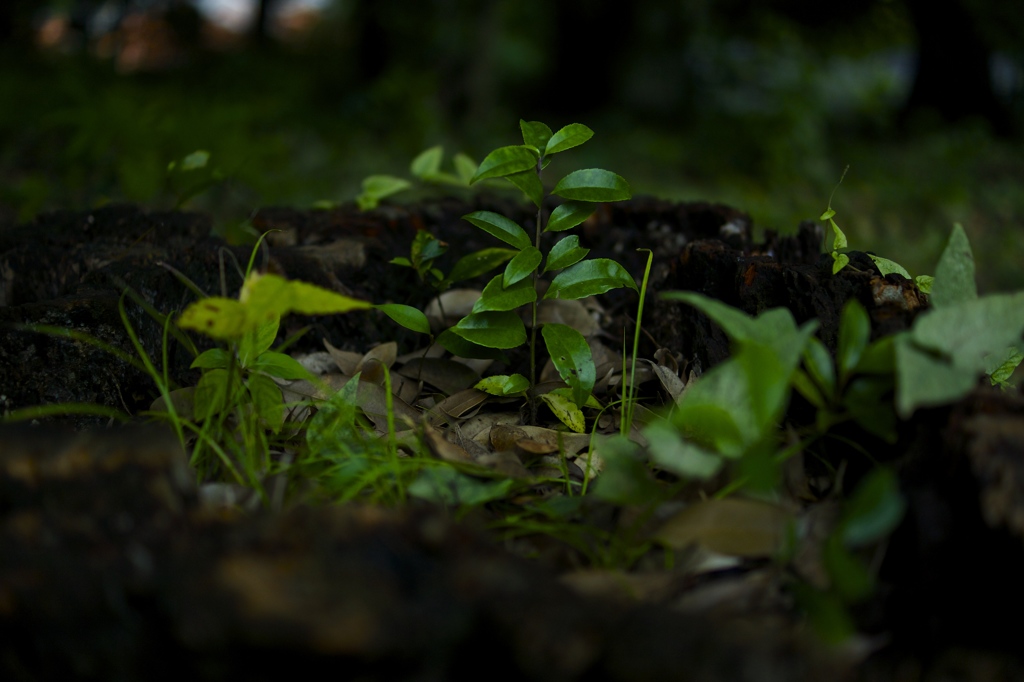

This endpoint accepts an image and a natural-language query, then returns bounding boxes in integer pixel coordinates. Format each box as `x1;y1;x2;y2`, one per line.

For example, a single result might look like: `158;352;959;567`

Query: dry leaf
476;451;533;479
535;298;599;336
323;339;362;375
425;289;481;330
654;498;793;557
398;357;480;395
422;424;475;463
427;388;488;425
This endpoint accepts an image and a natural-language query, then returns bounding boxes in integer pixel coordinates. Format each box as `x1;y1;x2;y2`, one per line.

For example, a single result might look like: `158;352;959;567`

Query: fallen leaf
654;498;793;557
323;339;362;375
398;357;480;395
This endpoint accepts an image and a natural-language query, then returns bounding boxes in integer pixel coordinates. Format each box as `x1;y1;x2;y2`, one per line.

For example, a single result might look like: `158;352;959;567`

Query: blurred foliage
0;0;1022;290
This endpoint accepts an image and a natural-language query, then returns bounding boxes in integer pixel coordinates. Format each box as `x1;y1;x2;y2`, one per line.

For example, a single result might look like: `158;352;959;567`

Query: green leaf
837;299;871;381
307;373;363;456
357;175;412;210
792;370;827;410
545;200;596;232
452;311;527;349
989;347;1024;386
644;421;724;480
251;351;316;381
840;467;905;547
543;235;590;272
914;275;934;294
868;255;911;279
544;258;637;300
504;169;545;207
823;535;875;603
791;584;855;645
844;376;897;442
472;274;537;313
803;337;836;398
447;247;518;284
178;149;210;171
544;123;594;155
408;467;515;507
911;291;1024;372
475;374;530;396
194;368;232;421
191;348;229;370
894;334;977;417
520;120;553;150
470;145;538;183
539;389;586;432
248;373;284;433
591;436;663;505
831;252;850;274
376;303;431;335
855;335;895;374
178;297;248;340
552;169;631;202
453;153;478;185
410;145;443;179
542;323;595;407
503;246;542;287
462;211;532;249
435;329;509;360
829;221;848;250
238;317;279;367
930;223;977;309
819;208;836;221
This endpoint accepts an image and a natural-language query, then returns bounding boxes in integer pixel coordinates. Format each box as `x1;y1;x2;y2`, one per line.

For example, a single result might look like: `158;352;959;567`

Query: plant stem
528;158;544;424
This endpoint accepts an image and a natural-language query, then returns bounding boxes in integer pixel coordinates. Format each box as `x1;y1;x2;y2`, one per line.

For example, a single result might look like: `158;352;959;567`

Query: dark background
2;0;1022;290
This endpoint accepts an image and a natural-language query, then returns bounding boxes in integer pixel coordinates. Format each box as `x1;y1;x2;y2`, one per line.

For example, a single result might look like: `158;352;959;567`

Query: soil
2;198;1023;681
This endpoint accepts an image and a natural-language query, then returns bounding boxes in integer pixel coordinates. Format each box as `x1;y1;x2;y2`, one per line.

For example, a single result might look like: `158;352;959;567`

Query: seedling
357;145;478;210
389;120;637;431
821;166;933;292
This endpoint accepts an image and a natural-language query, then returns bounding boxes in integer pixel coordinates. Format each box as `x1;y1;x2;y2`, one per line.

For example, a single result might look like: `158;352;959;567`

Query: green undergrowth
5;125;1024;643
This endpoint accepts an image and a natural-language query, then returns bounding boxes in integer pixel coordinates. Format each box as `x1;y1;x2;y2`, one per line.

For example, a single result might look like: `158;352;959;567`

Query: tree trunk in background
902;0;1013;135
535;0;633;118
250;0;278;45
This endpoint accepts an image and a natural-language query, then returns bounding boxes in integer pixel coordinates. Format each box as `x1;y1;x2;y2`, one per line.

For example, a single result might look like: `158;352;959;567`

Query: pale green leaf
545;200;596;232
644;421;724;480
543;235;589;272
376;303;431;335
911;291;1024;372
357;175;412;210
503;246;542;287
410;145;443;178
178;297;249;340
989;347;1024;386
544;123;594;155
832;252;850;274
868;255;911;279
894;334;978;417
930;223;977;309
915;275;934;294
552;168;631;202
470;145;538;183
472;274;537;313
830;221;848;250
475;374;530;396
462;210;532;249
542;323;595;407
544;258;637;300
539;389;586;433
453;153;478;185
819;208;836;221
452;311;527;349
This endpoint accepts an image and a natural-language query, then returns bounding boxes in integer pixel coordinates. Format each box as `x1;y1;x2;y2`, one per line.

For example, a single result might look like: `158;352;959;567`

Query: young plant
821;166;933;292
417;120;637;430
357;145;478;211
